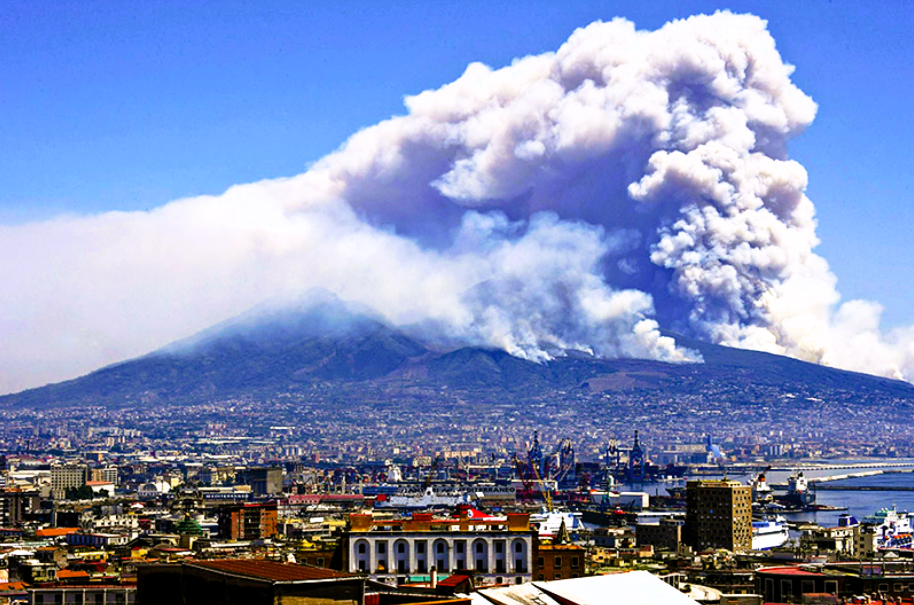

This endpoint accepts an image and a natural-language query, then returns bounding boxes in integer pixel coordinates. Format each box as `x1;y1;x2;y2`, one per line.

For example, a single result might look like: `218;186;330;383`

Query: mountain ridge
3;293;913;410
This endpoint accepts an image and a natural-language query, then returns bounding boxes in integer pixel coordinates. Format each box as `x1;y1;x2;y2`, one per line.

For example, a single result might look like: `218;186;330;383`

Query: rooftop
188;560;354;583
35;527;80;538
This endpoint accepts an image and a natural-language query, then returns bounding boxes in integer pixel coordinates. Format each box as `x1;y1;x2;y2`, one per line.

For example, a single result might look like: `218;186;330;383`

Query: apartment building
684;479;752;552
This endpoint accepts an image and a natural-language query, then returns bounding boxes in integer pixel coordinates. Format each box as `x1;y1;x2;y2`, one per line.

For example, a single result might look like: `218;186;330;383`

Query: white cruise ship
529;510;585;538
752;516;789;550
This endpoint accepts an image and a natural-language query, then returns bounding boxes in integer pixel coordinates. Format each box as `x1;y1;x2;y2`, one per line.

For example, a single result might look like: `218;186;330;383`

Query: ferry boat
751;516;789;550
374;485;471;509
529;510;584;538
864;507;914;549
372;483;516;509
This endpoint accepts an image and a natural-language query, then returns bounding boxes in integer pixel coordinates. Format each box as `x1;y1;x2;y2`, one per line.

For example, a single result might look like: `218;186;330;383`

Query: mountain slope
2;296;914;409
1;292;428;408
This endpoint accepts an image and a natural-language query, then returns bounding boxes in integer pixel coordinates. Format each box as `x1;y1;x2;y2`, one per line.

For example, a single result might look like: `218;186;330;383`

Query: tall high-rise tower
685;479;752;552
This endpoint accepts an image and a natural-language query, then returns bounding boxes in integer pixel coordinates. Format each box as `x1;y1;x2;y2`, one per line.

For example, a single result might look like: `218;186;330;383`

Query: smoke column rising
2;12;913;394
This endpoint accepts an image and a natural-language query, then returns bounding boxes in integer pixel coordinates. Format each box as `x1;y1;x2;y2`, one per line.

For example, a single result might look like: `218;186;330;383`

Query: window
554;556;562;567
456;541;465;554
316;558;324;567
515;577;523;585
397;543;405;554
538;556;545;568
555;573;562;579
515;542;523;553
571;556;579;568
377;543;386;554
495;541;504;553
436;543;444;554
358;543;366;554
538;574;545;581
475;542;484;553
417;542;425;554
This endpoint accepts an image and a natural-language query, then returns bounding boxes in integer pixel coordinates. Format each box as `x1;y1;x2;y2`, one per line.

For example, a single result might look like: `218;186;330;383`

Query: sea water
621;461;914;528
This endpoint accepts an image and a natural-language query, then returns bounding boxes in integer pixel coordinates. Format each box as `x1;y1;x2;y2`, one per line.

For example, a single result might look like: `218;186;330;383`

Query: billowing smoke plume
3;12;913;394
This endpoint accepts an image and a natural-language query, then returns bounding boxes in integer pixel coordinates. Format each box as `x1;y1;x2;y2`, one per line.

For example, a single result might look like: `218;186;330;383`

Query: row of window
536;556;580;568
537;573;581;580
33;591;132;604
357;559;529;574
357;540;526;555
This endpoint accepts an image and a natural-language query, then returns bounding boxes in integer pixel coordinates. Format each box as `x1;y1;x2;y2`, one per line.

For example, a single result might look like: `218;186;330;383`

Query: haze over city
2;1;912;395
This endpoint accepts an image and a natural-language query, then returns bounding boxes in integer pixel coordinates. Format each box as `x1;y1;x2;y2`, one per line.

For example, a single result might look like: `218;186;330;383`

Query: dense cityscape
0;387;913;604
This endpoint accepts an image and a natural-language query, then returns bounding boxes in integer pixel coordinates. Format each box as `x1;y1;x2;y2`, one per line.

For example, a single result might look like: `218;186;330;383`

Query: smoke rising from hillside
3;12;913;394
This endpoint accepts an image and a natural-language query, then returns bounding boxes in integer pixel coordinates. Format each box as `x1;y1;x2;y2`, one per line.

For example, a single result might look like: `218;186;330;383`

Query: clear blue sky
2;0;912;326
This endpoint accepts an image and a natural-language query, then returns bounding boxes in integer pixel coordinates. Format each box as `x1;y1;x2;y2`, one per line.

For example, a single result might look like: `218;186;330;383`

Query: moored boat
752;516;789;550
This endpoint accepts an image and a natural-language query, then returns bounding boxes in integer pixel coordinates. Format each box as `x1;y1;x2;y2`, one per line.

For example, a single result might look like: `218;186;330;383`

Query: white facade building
344;512;534;587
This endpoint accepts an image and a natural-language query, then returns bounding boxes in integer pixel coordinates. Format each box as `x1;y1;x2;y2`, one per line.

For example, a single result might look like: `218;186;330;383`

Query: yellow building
685;479;752;552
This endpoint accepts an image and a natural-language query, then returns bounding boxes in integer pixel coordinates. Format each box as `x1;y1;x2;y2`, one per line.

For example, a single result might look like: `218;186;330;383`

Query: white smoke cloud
2;11;913;394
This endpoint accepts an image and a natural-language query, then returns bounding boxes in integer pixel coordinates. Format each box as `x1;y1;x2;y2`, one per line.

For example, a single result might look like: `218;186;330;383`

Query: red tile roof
189;560;353;582
35;527;80;538
438;574;472;587
57;570;90;579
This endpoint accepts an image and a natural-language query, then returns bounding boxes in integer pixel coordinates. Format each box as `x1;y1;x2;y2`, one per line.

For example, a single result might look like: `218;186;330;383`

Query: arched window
393;539;411;575
433;539;450;572
472;539;489;573
511;539;529;573
353;539;371;573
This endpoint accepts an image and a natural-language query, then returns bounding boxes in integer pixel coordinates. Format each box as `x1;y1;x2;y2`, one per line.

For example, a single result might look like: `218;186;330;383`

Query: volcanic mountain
2;291;913;410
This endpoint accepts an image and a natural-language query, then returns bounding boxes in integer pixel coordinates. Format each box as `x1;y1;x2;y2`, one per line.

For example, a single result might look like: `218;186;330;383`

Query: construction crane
530;456;553;512
513;453;536;503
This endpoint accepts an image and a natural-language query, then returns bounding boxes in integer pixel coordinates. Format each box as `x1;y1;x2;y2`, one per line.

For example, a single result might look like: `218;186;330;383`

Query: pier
770;463;914;472
768;468;914;490
809;470;885;483
814;485;914;491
